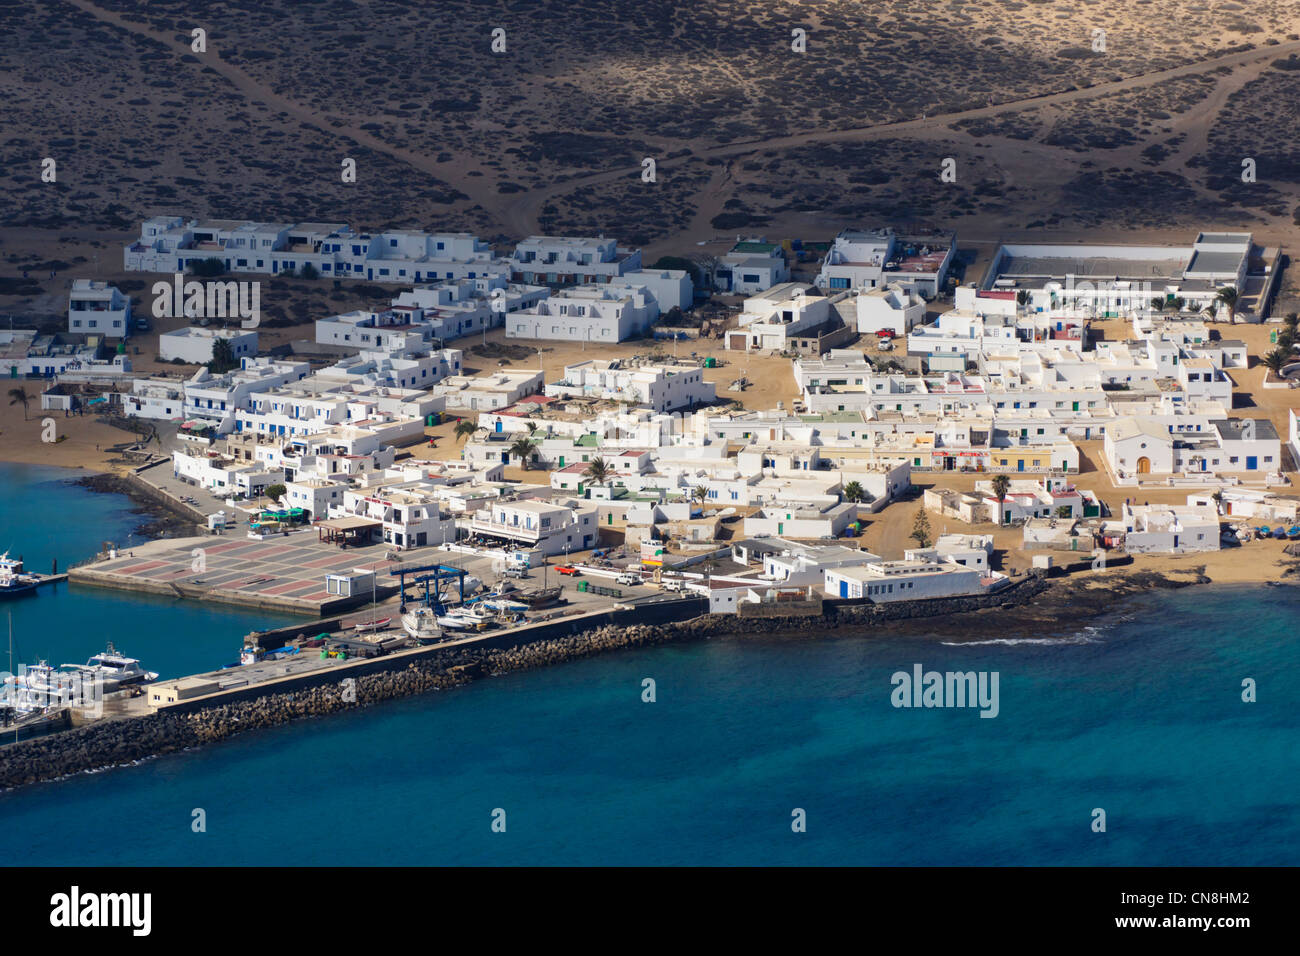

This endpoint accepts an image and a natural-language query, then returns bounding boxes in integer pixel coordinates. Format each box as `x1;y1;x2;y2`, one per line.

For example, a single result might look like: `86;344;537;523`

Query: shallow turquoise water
0;463;302;678
1;563;1296;865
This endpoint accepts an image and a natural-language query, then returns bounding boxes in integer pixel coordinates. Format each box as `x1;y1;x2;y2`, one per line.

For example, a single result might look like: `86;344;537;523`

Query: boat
516;586;562;608
0;553;39;600
436;606;492;631
1273;526;1288;539
400;606;443;644
1288;526;1300;540
59;643;159;690
353;617;392;633
1256;526;1271;536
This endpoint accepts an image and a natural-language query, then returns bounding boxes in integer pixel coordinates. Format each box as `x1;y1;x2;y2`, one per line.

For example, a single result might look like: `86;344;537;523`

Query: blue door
495;420;503;433
1247;456;1258;470
1017;460;1025;472
1201;458;1207;471
839;580;849;598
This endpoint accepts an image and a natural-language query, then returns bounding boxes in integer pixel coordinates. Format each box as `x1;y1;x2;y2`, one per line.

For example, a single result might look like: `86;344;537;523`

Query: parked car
555;565;581;576
615;572;641;586
877;338;893;351
875;328;895;338
661;577;685;592
502;566;528;579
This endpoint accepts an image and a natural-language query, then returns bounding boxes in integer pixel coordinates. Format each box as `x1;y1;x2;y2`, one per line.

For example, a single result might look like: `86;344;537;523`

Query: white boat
401;606;443;644
59;643;159;690
353;617;392;633
0;552;39;600
436;606;491;631
2;661;80;715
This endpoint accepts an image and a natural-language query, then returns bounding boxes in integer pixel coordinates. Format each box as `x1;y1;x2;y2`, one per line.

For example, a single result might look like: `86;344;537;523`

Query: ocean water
1;560;1296;864
0;463;301;678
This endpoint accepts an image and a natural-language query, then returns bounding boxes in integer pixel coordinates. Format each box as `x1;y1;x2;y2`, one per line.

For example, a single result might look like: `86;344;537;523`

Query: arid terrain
4;0;1300;256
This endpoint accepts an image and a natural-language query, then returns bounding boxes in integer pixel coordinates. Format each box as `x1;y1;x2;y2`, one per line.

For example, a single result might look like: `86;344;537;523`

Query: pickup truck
555;565;581;576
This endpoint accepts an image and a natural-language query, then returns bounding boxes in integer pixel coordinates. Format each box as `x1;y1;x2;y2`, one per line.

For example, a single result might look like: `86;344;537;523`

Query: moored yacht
59;643;159;690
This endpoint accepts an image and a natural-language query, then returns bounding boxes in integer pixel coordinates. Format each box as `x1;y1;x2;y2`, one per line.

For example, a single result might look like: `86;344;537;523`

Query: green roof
575;434;600;447
732;241;780;254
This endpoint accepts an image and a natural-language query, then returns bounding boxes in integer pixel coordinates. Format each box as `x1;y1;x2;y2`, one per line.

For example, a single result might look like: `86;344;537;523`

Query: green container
704;357;716;368
320;649;327;659
577;580;589;592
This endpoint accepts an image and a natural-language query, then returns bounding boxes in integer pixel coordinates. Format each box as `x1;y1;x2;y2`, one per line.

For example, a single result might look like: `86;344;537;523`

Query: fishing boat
1288;526;1300;540
59;643;158;690
516;586;562;608
1256;526;1271;536
400;606;443;644
353;617;392;633
0;553;39;600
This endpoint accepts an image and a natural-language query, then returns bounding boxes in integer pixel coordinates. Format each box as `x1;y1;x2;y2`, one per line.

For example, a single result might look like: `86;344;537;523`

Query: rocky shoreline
2;566;1263;791
72;472;198;539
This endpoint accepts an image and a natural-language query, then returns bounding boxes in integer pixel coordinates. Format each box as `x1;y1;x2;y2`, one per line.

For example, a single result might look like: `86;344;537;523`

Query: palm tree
1261;348;1289;377
990;474;1011;524
508;435;535;470
453;419;477;443
7;386;30;421
582;456;611;494
1213;287;1239;324
1285;312;1299;334
843;480;864;503
1149;297;1165;314
691;484;709;512
1172;296;1186;314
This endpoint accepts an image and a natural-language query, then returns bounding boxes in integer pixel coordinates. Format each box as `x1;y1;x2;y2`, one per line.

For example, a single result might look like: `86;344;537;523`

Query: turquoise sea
0;463;1297;866
0;463;300;678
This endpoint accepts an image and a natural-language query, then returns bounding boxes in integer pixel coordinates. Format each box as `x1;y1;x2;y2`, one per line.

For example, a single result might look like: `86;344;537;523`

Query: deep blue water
0;463;301;678
1;526;1296;865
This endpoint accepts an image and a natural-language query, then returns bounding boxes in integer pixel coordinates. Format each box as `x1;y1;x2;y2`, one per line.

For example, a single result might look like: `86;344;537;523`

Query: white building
333;485;456;550
1116;502;1220;553
743;501;857;539
856;284;926;335
816;227;956;298
467;498;598;555
68;280;131;338
545;361;715;412
1104;417;1281;481
823;560;987;602
172;448;284;497
509;236;641;286
506;285;658;343
726;284;834;352
717;239;789;294
607;269;693;312
124;217;505;284
158;327;258;365
433;369;545;411
979;233;1251;318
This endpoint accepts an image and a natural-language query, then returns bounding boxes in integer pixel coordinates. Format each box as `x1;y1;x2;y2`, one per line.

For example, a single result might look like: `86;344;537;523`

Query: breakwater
0;571;1066;790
